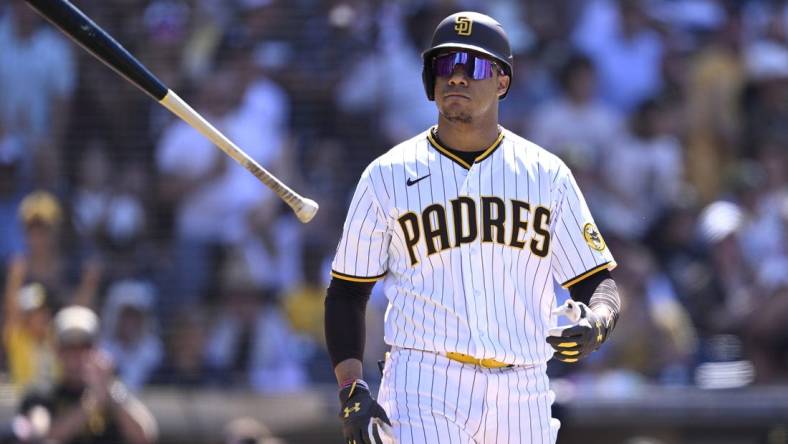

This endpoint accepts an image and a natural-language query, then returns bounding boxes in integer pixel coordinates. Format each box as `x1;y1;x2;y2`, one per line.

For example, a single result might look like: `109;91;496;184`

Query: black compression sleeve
324;277;375;368
569;269;621;333
568;269;610;305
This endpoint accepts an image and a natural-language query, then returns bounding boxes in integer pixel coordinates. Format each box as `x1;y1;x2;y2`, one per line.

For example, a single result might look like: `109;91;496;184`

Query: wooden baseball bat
24;0;319;223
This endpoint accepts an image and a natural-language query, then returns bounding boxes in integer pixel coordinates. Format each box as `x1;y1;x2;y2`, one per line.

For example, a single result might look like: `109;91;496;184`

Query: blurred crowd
0;0;786;416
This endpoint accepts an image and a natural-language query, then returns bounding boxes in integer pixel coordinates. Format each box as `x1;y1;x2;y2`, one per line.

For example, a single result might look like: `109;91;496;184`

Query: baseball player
325;11;622;444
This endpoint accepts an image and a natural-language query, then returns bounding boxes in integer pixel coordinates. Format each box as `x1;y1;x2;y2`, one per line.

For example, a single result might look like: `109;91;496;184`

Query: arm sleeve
568;269;611;305
550;165;616;288
569;270;621;336
331;167;390;282
324;277;375;368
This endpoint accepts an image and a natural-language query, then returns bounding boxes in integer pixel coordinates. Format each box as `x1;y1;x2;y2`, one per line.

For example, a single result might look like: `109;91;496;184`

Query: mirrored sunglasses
433;51;500;80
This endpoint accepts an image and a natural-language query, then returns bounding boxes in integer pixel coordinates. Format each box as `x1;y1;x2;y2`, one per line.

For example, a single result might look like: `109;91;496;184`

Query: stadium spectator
2;279;57;391
0;1;76;189
99;280;163;392
71;145;153;284
336;3;445;146
204;248;306;393
0;125;29;270
598;97;685;239
11;191;102;308
573;0;665;111
18;305;157;444
151;310;211;387
684;9;745;203
587;241;697;384
156;66;286;308
528;52;624;172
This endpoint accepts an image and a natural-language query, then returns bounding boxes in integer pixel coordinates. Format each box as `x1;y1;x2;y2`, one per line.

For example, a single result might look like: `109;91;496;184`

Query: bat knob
295;198;319;223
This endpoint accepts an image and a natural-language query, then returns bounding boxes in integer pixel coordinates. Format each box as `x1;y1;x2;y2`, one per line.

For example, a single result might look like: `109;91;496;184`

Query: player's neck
436;115;501;153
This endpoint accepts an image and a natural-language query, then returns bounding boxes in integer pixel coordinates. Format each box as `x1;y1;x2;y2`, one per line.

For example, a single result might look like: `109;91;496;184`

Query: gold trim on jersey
474;130;505;162
560;261;617;289
331;270;387;283
426;126;505;170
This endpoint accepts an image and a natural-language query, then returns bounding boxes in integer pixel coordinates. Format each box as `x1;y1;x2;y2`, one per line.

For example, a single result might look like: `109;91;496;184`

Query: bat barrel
24;0;168;101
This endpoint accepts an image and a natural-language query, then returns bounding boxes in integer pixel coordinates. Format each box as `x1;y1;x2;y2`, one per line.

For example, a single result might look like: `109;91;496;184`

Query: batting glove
338;379;393;444
546;301;609;363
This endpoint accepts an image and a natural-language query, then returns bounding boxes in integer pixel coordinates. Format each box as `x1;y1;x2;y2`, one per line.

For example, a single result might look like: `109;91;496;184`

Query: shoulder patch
583;223;606;251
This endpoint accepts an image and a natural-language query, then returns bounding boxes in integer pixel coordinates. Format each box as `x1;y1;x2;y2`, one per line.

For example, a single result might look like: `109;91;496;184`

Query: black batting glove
338;379;392;444
546;301;610;363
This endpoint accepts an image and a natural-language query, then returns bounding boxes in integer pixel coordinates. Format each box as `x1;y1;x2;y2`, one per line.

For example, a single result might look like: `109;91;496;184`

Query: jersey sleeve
550;165;616;288
331;167;390;283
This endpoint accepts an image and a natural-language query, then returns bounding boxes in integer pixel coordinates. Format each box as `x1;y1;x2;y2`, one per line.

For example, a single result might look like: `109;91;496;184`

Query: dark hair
557;52;594;90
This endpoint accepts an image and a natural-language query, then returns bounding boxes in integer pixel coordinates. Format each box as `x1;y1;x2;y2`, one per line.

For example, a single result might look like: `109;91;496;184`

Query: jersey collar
427;125;505;170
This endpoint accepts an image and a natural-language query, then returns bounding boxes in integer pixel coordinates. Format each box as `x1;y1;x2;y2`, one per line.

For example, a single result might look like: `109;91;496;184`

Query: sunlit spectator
156;67;285;308
599;98;685;239
573;0;665;111
2;281;58;391
529;52;623;172
12;191;102;308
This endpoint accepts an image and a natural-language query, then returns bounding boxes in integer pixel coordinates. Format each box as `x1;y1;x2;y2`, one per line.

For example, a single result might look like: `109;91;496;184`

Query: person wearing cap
2;280;57;391
17;306;157;444
6;191;102;311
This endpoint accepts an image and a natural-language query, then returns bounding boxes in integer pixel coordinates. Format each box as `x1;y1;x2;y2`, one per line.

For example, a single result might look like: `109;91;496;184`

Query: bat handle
159;90;319;223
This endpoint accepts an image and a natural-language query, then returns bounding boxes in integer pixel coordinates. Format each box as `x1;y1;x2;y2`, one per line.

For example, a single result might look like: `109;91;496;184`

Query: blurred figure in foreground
18;306;157;444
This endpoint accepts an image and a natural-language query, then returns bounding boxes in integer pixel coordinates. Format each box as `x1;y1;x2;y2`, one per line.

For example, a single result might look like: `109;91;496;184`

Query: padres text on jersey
331;127;616;366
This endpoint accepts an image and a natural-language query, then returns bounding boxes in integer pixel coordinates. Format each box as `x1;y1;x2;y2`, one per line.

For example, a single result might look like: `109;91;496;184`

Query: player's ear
497;74;510;99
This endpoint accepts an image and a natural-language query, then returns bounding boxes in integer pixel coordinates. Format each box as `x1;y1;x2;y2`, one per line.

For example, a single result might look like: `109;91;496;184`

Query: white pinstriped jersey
331;126;616;366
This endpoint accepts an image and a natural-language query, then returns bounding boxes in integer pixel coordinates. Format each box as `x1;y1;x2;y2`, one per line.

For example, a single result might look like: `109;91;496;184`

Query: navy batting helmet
422;11;513;101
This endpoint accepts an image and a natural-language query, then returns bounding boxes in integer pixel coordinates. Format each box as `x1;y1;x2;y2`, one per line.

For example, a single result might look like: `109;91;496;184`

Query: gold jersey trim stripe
560;261;617;289
331;270;387;283
473;130;505;162
427;126;505;170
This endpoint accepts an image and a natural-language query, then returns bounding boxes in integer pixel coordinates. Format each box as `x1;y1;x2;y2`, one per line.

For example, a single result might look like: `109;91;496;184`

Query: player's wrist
340;378;368;390
339;379;370;403
586;308;611;346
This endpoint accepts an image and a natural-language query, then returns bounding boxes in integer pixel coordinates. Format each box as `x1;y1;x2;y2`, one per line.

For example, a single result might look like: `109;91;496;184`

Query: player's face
433;52;510;124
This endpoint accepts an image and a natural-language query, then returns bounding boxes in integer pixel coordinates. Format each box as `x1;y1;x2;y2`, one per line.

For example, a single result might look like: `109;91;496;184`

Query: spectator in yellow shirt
2;278;58;390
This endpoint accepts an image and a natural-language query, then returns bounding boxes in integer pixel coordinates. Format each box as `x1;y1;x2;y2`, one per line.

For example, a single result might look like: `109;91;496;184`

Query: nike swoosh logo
406;174;431;186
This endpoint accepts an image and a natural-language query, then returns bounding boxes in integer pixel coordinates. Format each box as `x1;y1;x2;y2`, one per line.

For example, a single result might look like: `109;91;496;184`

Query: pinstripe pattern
378;348;555;444
332;127;615;364
331;127;614;442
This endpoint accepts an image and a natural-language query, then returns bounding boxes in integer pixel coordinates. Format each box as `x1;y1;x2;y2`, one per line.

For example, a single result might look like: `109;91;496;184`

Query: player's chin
439;109;473;124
